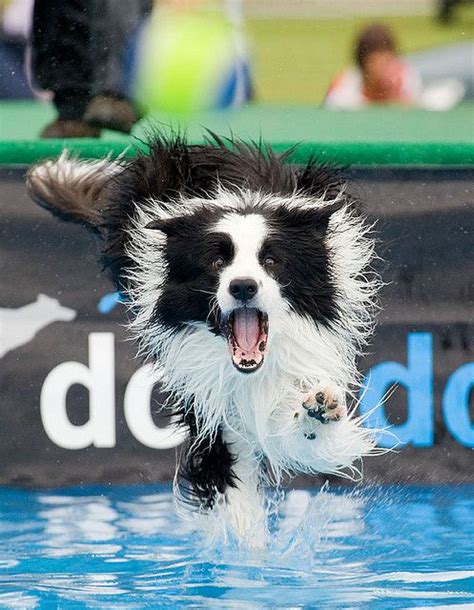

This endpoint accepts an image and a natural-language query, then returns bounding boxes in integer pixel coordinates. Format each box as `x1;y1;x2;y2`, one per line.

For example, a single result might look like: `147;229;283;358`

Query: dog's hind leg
221;431;267;549
176;422;237;512
175;411;267;547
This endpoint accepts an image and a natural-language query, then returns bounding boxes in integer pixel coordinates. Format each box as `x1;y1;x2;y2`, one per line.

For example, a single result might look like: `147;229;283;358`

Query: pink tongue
233;308;260;352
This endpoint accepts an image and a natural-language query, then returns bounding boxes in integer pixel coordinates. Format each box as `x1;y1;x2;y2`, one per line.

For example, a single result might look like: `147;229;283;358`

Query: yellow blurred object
134;6;248;114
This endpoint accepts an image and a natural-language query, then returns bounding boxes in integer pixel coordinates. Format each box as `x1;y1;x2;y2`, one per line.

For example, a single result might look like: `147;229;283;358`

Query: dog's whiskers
206;296;220;326
190;288;216;296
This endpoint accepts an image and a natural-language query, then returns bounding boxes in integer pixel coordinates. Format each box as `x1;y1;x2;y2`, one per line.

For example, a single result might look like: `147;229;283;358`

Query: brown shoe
84;95;139;134
40;119;101;139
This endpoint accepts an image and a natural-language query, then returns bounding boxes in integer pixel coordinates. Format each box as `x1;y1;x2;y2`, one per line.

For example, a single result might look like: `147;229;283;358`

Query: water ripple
0;484;473;608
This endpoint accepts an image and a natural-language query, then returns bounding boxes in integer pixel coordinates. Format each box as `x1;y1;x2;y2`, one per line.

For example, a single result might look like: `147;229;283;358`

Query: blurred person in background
324;23;422;109
437;0;474;22
31;0;151;138
0;0;35;99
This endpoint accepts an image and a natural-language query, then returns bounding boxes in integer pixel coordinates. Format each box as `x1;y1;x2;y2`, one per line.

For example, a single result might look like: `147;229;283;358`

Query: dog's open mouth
223;308;269;373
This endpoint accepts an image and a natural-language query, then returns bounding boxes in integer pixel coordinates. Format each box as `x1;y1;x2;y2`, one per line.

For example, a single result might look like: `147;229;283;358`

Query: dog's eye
212;257;225;271
264;256;276;268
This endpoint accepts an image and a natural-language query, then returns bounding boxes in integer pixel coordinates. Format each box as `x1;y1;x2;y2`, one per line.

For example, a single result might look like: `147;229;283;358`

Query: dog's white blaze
214;212;267;258
214;213;267;312
213;212;285;326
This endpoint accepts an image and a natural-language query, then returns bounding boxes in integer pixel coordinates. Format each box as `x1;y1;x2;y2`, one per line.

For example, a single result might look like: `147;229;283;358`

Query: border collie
27;135;380;547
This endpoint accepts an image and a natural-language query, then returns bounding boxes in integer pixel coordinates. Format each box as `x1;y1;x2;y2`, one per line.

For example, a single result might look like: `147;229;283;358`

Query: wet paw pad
302;387;347;426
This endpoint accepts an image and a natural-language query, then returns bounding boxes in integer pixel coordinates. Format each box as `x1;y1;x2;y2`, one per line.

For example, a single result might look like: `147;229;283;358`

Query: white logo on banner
0;294;76;358
40;332;187;450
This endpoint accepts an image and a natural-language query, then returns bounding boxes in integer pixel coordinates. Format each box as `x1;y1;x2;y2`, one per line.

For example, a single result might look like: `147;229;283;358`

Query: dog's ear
294;159;347;202
26;152;122;232
144;218;175;235
273;199;346;237
144;215;192;238
311;199;346;232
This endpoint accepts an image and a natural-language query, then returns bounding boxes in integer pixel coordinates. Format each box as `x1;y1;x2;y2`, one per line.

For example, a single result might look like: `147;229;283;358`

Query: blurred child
324;23;421;109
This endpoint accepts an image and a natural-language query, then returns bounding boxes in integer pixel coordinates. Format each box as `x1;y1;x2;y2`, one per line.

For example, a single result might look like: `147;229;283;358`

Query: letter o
124;364;187;449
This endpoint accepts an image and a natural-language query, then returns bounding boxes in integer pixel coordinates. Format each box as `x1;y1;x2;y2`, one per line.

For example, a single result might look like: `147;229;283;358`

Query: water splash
0;484;473;608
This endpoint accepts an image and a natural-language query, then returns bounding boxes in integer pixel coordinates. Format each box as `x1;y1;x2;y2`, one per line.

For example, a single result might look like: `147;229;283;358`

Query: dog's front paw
302;383;347;435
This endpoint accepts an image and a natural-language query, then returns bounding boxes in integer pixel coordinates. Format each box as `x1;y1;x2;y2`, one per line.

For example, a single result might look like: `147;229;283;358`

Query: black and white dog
27;135;379;546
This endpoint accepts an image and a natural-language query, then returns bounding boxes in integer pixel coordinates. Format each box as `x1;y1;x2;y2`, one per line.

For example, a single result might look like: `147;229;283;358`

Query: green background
0;101;472;166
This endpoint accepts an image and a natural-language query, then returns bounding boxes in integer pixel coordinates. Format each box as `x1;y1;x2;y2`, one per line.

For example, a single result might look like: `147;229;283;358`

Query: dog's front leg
264;379;374;477
222;431;267;548
300;381;348;433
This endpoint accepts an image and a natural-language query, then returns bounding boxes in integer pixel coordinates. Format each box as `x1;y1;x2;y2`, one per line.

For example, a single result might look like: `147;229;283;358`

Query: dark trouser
31;0;151;120
89;0;151;98
0;39;35;99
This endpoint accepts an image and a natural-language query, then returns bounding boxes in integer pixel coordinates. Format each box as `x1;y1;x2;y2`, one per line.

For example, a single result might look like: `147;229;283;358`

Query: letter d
359;332;434;448
41;333;115;449
442;363;474;447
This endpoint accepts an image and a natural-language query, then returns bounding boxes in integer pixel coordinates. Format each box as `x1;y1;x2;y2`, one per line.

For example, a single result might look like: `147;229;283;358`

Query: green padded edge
1;139;472;167
1;102;473;167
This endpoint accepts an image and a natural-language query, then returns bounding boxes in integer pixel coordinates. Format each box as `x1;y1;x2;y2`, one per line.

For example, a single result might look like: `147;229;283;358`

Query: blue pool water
0;484;473;608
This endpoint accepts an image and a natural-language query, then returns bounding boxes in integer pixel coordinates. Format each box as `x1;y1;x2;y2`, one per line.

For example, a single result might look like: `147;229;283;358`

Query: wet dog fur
27;134;379;547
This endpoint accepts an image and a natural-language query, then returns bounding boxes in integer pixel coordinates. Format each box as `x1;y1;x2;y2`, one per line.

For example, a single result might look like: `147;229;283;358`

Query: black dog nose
229;278;258;302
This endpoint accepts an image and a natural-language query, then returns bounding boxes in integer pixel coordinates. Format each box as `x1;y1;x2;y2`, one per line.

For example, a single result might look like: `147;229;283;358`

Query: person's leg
0;41;34;99
31;0;99;136
89;0;151;98
84;0;152;133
